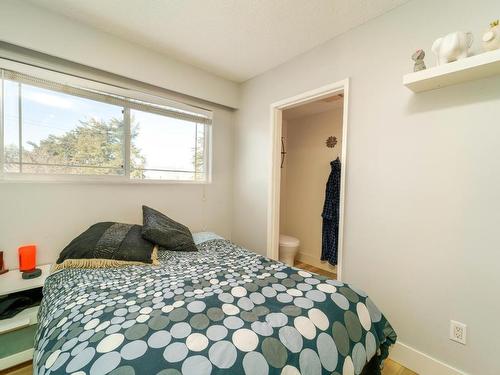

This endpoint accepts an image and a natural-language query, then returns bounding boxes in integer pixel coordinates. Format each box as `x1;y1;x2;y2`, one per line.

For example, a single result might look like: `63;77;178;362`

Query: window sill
0;174;211;185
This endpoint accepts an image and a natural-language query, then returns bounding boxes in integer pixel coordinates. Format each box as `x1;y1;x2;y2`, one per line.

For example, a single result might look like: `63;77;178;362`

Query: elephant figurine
431;31;473;65
482;20;500;52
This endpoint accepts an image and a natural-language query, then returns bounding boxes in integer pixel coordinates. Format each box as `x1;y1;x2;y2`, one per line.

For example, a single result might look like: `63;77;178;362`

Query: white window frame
0;59;212;184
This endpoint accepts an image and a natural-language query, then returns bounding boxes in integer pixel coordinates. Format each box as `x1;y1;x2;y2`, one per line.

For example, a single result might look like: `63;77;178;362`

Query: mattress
34;238;396;374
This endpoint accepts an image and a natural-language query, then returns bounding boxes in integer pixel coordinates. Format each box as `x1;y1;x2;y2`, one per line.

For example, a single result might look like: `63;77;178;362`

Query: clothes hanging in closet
321;157;341;266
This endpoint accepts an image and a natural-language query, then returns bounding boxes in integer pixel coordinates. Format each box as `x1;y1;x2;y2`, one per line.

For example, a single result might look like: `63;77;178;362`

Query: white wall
0;2;237;268
282;107;342;272
0;104;234;267
0;0;239;108
233;0;500;374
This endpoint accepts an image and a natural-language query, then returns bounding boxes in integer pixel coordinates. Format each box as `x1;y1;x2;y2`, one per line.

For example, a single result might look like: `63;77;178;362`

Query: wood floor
294;261;337;279
1;262;416;375
382;359;418;375
0;362;31;375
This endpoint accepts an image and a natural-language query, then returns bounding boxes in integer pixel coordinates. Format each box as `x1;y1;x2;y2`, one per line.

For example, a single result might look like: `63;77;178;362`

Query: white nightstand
0;264;51;370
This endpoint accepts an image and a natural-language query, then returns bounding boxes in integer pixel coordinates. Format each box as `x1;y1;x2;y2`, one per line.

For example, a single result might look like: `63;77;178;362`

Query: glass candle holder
18;245;36;272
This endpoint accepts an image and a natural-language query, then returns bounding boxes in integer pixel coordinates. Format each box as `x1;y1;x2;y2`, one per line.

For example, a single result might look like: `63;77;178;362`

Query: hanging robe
321;158;341;265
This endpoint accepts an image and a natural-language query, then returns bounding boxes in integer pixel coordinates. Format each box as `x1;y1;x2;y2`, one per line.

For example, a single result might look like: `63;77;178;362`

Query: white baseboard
295;252;337;274
390;341;468;375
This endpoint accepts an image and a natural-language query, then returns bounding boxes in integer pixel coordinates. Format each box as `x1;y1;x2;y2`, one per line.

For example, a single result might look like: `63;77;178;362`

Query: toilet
279;234;300;266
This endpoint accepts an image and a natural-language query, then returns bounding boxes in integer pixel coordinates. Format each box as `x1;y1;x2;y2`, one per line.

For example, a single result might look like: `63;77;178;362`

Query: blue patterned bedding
34;239;396;375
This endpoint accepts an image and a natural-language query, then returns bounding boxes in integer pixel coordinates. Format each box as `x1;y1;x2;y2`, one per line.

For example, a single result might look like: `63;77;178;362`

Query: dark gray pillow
57;222;155;264
141;206;197;252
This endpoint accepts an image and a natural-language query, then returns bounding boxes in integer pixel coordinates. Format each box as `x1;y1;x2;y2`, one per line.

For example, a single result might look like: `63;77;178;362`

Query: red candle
18;245;36;272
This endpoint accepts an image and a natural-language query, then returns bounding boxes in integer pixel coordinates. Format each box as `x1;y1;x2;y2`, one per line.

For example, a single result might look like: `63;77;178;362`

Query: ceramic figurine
431;31;473;65
482;20;500;52
412;49;426;71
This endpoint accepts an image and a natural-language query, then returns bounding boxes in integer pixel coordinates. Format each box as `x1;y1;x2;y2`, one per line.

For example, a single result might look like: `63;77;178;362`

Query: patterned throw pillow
53;222;158;272
141;206;197;252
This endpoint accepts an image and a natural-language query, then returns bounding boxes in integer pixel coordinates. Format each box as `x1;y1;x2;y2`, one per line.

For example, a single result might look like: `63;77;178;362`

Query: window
130;109;206;181
0;67;211;182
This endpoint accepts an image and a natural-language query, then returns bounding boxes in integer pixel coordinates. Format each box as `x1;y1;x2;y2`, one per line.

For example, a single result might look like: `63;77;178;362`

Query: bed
33;235;396;375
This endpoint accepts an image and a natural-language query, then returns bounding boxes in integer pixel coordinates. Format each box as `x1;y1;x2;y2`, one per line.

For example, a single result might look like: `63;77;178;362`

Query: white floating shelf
403;49;500;92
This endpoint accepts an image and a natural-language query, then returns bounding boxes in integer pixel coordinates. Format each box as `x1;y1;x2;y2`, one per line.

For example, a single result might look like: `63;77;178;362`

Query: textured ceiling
28;0;410;82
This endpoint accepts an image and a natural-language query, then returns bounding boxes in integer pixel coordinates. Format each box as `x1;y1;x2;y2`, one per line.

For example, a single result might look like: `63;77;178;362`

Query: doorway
267;79;349;280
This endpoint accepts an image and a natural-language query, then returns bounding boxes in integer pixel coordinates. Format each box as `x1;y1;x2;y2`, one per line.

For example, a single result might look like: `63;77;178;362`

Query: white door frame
267;78;350;281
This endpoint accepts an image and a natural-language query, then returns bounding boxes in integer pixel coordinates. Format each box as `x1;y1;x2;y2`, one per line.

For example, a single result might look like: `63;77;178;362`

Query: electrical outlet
450;320;467;345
